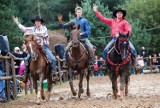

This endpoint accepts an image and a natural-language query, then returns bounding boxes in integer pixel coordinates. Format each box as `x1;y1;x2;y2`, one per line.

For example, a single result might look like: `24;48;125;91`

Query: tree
0;0;23;51
119;0;160;54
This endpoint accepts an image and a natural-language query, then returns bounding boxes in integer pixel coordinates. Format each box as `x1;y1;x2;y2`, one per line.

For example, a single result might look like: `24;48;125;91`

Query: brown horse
106;33;131;99
67;24;91;98
25;35;53;104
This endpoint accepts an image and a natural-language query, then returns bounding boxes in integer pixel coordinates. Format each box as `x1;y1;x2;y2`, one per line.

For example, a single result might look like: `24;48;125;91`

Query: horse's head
70;24;81;47
25;35;39;60
117;33;130;60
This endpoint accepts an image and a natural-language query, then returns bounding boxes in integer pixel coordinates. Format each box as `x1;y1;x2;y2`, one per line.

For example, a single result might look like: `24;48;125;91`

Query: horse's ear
24;39;27;45
77;24;80;30
127;31;130;37
70;24;74;30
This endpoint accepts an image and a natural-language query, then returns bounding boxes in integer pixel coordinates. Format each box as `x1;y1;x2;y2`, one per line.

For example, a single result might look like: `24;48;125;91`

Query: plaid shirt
18;23;49;45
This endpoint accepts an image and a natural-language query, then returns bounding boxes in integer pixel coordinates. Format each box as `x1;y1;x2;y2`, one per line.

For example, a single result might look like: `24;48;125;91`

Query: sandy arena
1;73;160;108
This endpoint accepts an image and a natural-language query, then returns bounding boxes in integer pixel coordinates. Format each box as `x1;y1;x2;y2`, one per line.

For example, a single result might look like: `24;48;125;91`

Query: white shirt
18;23;49;45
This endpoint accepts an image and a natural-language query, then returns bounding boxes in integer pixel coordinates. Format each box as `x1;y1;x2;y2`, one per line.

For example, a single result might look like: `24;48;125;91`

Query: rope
107;53;131;76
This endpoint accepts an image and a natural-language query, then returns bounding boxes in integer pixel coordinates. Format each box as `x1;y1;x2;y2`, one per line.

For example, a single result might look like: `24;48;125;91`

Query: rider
93;5;138;65
58;7;95;66
13;16;58;82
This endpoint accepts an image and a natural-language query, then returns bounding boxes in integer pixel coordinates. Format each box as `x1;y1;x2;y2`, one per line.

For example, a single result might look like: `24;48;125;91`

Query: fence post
57;59;62;85
5;58;10;101
149;55;152;73
10;56;17;99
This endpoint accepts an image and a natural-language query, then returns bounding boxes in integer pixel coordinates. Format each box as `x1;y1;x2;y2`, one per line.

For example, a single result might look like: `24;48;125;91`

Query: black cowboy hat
113;8;126;18
31;16;44;23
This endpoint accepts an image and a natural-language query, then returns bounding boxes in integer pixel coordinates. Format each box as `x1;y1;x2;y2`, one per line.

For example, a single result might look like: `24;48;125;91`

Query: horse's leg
86;68;91;97
69;68;77;96
36;74;44;105
40;74;45;100
109;72;118;99
78;70;84;98
120;71;127;99
125;73;130;96
47;75;53;101
33;79;38;102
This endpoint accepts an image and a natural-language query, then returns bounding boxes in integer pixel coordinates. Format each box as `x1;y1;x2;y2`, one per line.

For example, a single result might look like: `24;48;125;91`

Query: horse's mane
70;24;80;30
25;35;34;42
25;35;45;53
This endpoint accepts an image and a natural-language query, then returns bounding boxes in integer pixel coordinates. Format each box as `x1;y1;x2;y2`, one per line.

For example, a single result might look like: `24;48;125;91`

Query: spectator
12;47;27;93
93;61;99;77
140;47;147;66
152;54;158;65
12;47;26;75
0;59;7;103
157;53;160;70
98;57;104;76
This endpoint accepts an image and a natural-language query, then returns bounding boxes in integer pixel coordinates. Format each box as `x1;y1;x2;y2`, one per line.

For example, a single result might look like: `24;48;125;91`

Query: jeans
103;37;137;59
43;44;57;71
80;38;93;48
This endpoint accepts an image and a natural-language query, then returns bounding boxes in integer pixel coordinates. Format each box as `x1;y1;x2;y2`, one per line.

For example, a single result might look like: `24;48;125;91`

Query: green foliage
119;0;160;54
0;0;23;51
0;0;159;54
99;0;126;11
128;18;151;54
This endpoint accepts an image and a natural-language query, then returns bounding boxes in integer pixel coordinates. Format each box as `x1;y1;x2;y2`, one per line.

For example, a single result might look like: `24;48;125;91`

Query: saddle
80;40;89;55
107;42;132;56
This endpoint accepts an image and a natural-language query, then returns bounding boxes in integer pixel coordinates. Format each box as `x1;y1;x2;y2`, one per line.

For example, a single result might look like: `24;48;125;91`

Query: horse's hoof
86;92;90;97
41;95;45;100
36;99;41;105
73;91;77;96
81;89;84;93
78;94;81;98
113;96;117;100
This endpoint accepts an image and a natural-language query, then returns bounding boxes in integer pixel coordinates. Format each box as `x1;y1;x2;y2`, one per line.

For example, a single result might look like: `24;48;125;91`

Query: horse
24;35;53;104
106;33;131;99
67;24;91;98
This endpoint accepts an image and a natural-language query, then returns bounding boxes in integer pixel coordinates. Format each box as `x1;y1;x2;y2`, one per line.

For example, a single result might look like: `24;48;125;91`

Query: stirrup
51;71;59;81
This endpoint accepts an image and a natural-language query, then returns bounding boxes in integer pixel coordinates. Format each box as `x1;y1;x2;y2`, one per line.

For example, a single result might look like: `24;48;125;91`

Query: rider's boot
51;70;59;81
89;48;95;68
62;51;69;70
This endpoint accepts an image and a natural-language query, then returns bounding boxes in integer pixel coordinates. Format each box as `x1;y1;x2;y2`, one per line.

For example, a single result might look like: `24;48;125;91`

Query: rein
107;53;131;76
68;43;86;68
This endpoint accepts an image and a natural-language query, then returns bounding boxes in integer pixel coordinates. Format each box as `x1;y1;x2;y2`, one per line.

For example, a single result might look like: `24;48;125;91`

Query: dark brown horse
25;36;53;104
106;33;131;99
67;24;91;98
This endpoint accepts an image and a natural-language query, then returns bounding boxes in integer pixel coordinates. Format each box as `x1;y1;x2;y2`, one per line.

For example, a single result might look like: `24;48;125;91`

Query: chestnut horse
106;33;131;99
67;24;91;98
25;36;53;104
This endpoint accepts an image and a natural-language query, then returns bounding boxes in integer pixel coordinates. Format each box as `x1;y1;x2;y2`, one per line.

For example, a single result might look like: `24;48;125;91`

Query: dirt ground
1;73;160;108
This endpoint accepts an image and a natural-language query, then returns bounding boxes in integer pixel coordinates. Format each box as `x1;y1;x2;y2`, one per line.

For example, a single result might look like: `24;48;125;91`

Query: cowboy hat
113;8;126;18
31;16;44;23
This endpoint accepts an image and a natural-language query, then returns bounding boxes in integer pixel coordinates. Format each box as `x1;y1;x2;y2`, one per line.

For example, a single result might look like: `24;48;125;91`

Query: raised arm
13;16;33;33
93;5;112;26
57;15;74;29
60;20;75;29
